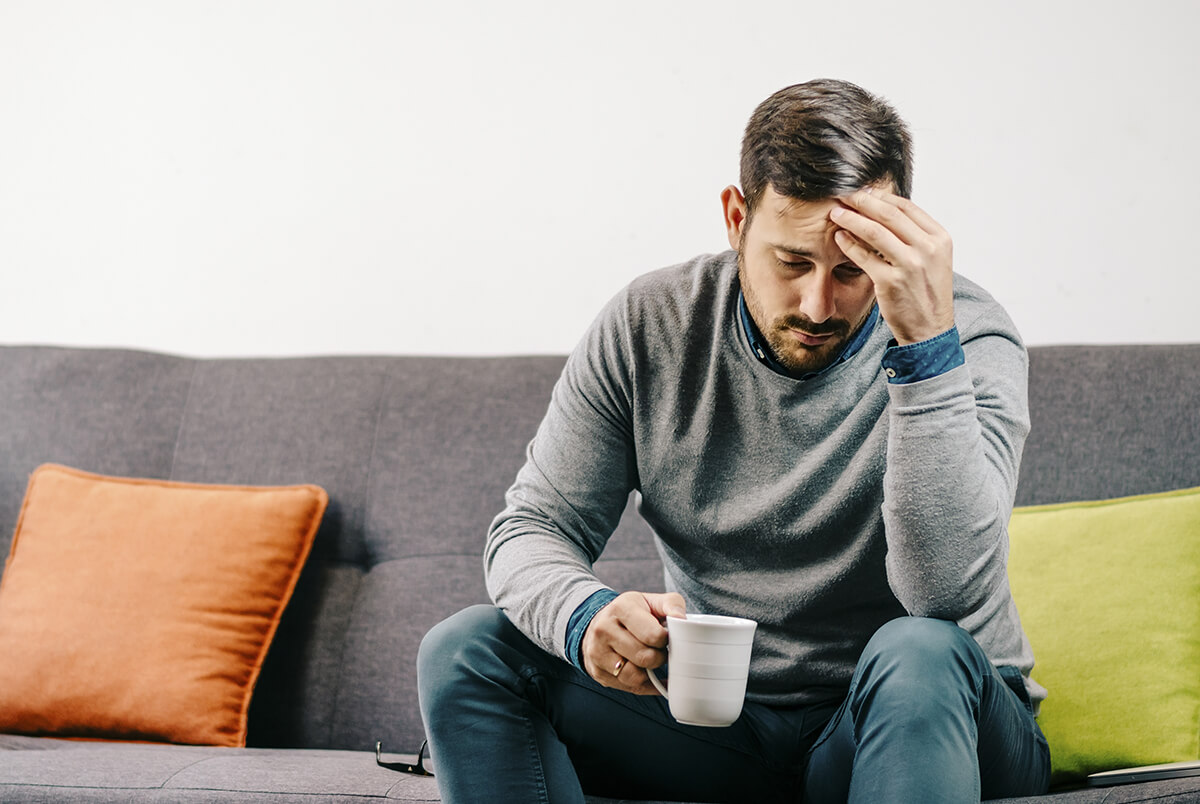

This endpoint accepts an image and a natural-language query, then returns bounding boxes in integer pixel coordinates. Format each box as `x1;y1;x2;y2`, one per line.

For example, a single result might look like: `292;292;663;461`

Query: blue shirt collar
737;290;880;380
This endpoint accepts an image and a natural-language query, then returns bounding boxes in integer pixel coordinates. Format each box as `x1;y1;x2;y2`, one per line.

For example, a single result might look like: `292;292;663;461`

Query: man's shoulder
951;273;1024;346
606;251;739;335
951;272;999;305
578;251;739;374
625;251;738;301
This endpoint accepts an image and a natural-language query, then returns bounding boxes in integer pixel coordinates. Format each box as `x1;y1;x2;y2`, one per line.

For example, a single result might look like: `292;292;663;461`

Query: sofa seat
0;736;442;803
3;737;720;804
7;735;1200;803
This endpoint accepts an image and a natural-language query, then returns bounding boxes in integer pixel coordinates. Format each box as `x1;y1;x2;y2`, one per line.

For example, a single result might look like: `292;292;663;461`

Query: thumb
643;592;686;621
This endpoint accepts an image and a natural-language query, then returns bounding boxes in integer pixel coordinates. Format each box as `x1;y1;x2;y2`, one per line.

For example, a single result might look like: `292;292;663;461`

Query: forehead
750;187;840;243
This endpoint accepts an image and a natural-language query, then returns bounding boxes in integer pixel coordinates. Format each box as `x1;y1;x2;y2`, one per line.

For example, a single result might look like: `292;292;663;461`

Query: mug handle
647;667;668;698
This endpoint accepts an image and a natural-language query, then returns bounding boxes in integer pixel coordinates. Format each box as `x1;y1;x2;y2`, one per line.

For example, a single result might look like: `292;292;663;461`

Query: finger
584;596;669;670
615;660;662;695
625;669;661;696
829;204;910;263
835;190;930;250
580;600;671;695
643;592;686;622
890;195;945;238
583;639;628;684
609;592;672;651
598;651;659;695
842;188;946;241
608;621;669;669
833;228;892;282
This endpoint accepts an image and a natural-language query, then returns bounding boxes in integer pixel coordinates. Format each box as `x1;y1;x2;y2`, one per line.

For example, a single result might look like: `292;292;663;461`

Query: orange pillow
0;464;327;747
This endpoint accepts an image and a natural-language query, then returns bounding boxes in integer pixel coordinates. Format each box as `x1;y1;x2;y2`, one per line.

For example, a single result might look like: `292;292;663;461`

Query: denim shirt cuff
565;588;620;671
881;325;965;384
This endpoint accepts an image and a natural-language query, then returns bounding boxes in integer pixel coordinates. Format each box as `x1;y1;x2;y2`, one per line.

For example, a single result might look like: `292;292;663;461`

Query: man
418;79;1050;803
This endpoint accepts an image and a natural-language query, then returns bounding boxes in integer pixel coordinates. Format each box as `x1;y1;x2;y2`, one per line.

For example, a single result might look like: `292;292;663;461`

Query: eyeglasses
375;740;435;777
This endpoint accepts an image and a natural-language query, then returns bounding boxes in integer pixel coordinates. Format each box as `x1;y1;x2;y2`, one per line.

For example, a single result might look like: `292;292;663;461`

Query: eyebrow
767;243;818;258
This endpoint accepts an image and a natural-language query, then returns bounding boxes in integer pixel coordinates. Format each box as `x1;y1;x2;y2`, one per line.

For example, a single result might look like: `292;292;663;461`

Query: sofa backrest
0;346;661;753
0;343;1196;753
1017;344;1200;506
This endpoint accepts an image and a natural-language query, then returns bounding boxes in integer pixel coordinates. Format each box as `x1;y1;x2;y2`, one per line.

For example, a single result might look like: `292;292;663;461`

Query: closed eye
834;263;865;279
775;257;812;272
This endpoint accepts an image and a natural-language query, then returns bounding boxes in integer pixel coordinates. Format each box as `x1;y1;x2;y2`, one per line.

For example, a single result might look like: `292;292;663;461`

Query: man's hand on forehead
828;188;956;346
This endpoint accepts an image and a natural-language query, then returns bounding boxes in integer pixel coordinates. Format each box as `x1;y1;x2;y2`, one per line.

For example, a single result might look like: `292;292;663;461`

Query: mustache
776;314;849;337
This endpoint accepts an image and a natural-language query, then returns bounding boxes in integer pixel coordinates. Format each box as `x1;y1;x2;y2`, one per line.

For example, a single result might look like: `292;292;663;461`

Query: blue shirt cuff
565;589;620;671
881;326;965;384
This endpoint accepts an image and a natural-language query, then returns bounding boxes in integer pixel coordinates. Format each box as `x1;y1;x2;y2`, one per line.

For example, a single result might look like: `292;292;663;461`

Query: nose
798;269;836;324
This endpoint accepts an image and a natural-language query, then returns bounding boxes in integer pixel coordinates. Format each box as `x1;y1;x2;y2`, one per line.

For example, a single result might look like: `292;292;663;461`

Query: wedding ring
612;659;624;676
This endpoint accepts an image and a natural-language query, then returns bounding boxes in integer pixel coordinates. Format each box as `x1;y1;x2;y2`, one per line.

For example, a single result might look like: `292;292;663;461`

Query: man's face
723;185;878;376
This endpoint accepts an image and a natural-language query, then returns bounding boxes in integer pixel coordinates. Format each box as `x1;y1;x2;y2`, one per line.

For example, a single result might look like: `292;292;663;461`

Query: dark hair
739;79;913;219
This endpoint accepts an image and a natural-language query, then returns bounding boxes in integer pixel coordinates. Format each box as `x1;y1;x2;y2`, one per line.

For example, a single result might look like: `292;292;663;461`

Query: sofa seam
360;366;391;568
322;366;391;748
383;775;441;800
322;569;366;748
166;361;200;481
157;753;219;789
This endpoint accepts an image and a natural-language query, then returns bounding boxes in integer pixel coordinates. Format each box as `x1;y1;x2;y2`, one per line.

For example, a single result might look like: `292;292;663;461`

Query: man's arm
879;328;1028;619
831;190;1030;620
484;289;683;693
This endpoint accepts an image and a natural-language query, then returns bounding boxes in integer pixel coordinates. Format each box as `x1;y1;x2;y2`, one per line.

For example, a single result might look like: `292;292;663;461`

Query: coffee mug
647;613;757;727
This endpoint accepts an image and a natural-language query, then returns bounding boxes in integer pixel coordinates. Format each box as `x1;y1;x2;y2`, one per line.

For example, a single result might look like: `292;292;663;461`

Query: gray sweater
485;250;1044;708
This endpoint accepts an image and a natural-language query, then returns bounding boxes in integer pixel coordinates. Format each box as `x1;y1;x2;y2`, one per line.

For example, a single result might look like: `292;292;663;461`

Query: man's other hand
829;188;956;346
581;591;686;695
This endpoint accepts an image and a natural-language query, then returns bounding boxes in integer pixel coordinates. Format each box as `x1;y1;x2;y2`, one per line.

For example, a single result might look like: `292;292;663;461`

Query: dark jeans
417;606;1050;803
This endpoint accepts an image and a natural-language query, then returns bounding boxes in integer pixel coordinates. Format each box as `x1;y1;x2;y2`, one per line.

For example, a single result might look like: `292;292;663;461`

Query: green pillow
1008;485;1200;783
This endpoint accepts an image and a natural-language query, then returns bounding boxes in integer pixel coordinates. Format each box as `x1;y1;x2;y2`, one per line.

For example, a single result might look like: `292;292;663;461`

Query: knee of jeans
417;605;508;695
856;617;988;698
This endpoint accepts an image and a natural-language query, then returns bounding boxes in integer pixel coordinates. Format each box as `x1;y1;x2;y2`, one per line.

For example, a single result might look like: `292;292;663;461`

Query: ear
719;185;747;251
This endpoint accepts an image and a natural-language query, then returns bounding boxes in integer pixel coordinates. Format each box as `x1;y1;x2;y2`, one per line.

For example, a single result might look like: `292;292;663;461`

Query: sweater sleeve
880;303;1030;621
483;292;639;661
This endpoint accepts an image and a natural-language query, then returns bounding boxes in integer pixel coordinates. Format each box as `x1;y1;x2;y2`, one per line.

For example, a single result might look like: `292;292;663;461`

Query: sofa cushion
0;740;441;801
0;464;327;747
1008;485;1200;782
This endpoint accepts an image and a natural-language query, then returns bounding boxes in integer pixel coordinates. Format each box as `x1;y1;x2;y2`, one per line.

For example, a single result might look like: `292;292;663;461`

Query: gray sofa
0;342;1197;803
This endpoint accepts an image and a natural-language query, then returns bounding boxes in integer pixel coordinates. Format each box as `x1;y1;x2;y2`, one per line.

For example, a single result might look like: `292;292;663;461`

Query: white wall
2;1;1197;357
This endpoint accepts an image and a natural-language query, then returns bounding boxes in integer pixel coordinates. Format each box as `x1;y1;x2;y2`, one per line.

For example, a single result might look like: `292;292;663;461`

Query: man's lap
419;606;1048;803
421;605;833;801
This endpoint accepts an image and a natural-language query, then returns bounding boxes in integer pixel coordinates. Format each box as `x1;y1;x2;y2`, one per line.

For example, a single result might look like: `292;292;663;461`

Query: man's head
739;79;912;222
723;79;912;376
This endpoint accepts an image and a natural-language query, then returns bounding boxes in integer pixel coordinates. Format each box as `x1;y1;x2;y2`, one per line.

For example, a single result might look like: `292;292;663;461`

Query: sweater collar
737;291;880;380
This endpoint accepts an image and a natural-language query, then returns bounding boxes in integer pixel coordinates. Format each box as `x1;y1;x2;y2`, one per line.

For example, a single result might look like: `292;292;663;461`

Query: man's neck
736;291;880;380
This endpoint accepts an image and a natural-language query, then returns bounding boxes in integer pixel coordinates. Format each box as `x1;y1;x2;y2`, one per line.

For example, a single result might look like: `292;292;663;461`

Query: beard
738;253;858;377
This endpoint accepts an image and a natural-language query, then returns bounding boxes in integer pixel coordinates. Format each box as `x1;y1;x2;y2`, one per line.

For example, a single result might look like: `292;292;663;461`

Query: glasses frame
375;739;435;777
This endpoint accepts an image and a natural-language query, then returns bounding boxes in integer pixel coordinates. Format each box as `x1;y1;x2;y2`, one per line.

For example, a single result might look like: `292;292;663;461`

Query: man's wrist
565;588;620;670
881;325;964;384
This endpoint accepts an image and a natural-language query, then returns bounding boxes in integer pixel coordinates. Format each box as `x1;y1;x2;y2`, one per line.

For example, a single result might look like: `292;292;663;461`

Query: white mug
647;613;757;727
